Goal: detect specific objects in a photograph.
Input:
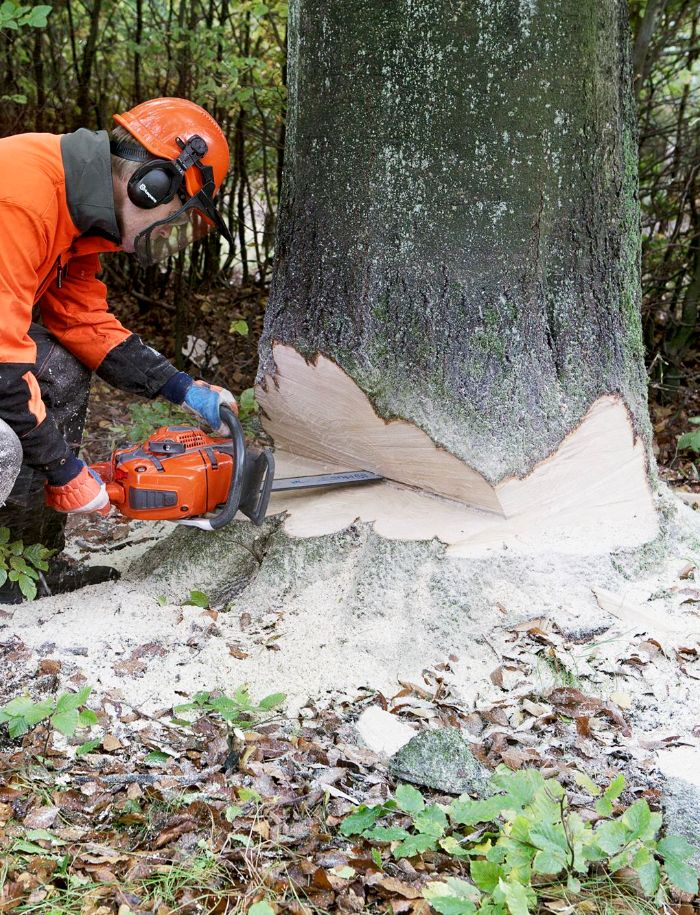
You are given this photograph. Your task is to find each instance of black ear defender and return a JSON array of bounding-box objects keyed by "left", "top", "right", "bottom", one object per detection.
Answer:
[{"left": 110, "top": 135, "right": 209, "bottom": 210}]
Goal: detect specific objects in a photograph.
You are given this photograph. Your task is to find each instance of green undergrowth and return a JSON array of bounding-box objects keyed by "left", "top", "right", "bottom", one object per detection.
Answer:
[
  {"left": 0, "top": 527, "right": 53, "bottom": 601},
  {"left": 339, "top": 769, "right": 698, "bottom": 914}
]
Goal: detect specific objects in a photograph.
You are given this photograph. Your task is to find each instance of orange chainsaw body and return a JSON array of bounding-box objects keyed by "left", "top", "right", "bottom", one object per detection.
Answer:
[{"left": 91, "top": 425, "right": 234, "bottom": 521}]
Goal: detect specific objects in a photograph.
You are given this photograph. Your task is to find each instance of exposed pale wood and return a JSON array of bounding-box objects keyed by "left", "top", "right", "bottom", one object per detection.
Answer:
[
  {"left": 257, "top": 344, "right": 656, "bottom": 553},
  {"left": 258, "top": 345, "right": 501, "bottom": 514}
]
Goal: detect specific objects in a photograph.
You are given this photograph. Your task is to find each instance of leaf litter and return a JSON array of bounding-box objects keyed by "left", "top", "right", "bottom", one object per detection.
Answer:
[{"left": 2, "top": 603, "right": 700, "bottom": 914}]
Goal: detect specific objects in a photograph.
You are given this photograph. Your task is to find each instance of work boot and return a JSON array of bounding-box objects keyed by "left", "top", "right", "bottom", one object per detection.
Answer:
[{"left": 0, "top": 558, "right": 119, "bottom": 604}]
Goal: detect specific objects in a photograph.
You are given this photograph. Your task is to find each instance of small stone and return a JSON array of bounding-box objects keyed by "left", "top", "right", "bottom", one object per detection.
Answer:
[
  {"left": 388, "top": 727, "right": 489, "bottom": 796},
  {"left": 356, "top": 707, "right": 416, "bottom": 756}
]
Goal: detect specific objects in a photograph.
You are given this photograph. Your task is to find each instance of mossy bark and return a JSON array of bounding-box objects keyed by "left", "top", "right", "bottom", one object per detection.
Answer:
[{"left": 259, "top": 0, "right": 651, "bottom": 481}]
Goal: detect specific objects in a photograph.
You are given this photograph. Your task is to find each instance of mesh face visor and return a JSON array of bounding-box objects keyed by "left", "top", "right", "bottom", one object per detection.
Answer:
[{"left": 133, "top": 187, "right": 233, "bottom": 267}]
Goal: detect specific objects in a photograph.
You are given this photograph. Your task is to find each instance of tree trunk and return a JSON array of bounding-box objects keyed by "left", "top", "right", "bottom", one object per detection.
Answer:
[{"left": 256, "top": 0, "right": 657, "bottom": 549}]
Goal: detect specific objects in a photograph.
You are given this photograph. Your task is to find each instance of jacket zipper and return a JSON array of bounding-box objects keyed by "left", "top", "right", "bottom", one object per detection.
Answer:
[{"left": 35, "top": 256, "right": 64, "bottom": 301}]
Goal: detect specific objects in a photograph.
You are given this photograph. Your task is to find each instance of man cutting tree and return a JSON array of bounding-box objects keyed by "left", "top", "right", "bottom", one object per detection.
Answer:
[{"left": 0, "top": 97, "right": 237, "bottom": 602}]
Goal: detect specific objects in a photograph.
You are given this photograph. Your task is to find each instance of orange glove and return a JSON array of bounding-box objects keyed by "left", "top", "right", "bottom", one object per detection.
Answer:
[{"left": 45, "top": 464, "right": 110, "bottom": 515}]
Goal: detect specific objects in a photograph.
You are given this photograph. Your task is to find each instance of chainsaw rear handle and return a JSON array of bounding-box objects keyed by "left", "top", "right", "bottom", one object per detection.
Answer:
[{"left": 180, "top": 403, "right": 246, "bottom": 531}]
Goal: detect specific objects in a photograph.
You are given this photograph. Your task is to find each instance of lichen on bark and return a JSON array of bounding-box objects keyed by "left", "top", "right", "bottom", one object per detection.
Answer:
[{"left": 260, "top": 0, "right": 652, "bottom": 482}]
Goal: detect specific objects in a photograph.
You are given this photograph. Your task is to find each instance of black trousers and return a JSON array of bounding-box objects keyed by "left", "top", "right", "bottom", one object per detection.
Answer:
[{"left": 0, "top": 324, "right": 91, "bottom": 552}]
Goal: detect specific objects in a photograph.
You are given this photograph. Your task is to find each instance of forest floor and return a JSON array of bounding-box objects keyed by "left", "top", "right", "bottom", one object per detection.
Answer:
[{"left": 1, "top": 293, "right": 700, "bottom": 913}]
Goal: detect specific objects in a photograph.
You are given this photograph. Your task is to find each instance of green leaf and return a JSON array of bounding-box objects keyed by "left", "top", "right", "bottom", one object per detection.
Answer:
[
  {"left": 678, "top": 429, "right": 700, "bottom": 453},
  {"left": 497, "top": 878, "right": 532, "bottom": 915},
  {"left": 663, "top": 855, "right": 699, "bottom": 895},
  {"left": 490, "top": 767, "right": 545, "bottom": 808},
  {"left": 230, "top": 319, "right": 249, "bottom": 336},
  {"left": 248, "top": 903, "right": 275, "bottom": 915},
  {"left": 529, "top": 820, "right": 569, "bottom": 854},
  {"left": 371, "top": 846, "right": 383, "bottom": 869},
  {"left": 8, "top": 717, "right": 29, "bottom": 738},
  {"left": 340, "top": 804, "right": 384, "bottom": 836},
  {"left": 593, "top": 819, "right": 628, "bottom": 855},
  {"left": 573, "top": 771, "right": 601, "bottom": 796},
  {"left": 633, "top": 846, "right": 661, "bottom": 897},
  {"left": 26, "top": 4, "right": 51, "bottom": 26},
  {"left": 2, "top": 696, "right": 35, "bottom": 717},
  {"left": 78, "top": 708, "right": 98, "bottom": 727},
  {"left": 425, "top": 897, "right": 477, "bottom": 915},
  {"left": 0, "top": 569, "right": 7, "bottom": 588},
  {"left": 12, "top": 839, "right": 50, "bottom": 855},
  {"left": 183, "top": 590, "right": 209, "bottom": 608},
  {"left": 238, "top": 388, "right": 258, "bottom": 418},
  {"left": 26, "top": 828, "right": 65, "bottom": 845},
  {"left": 224, "top": 805, "right": 242, "bottom": 822},
  {"left": 658, "top": 835, "right": 697, "bottom": 861},
  {"left": 620, "top": 799, "right": 651, "bottom": 841},
  {"left": 363, "top": 825, "right": 410, "bottom": 842},
  {"left": 413, "top": 804, "right": 448, "bottom": 837},
  {"left": 144, "top": 750, "right": 170, "bottom": 766},
  {"left": 393, "top": 833, "right": 438, "bottom": 858},
  {"left": 395, "top": 783, "right": 425, "bottom": 814},
  {"left": 17, "top": 573, "right": 36, "bottom": 601},
  {"left": 55, "top": 687, "right": 91, "bottom": 714},
  {"left": 601, "top": 773, "right": 625, "bottom": 802},
  {"left": 471, "top": 860, "right": 503, "bottom": 892},
  {"left": 450, "top": 794, "right": 507, "bottom": 826},
  {"left": 532, "top": 847, "right": 568, "bottom": 875},
  {"left": 23, "top": 699, "right": 54, "bottom": 725},
  {"left": 423, "top": 879, "right": 479, "bottom": 914},
  {"left": 76, "top": 739, "right": 101, "bottom": 756},
  {"left": 439, "top": 835, "right": 471, "bottom": 858},
  {"left": 258, "top": 692, "right": 286, "bottom": 710},
  {"left": 51, "top": 709, "right": 79, "bottom": 736}
]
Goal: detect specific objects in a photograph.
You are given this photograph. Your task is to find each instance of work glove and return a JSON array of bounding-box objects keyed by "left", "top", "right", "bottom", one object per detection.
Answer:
[
  {"left": 45, "top": 460, "right": 110, "bottom": 516},
  {"left": 182, "top": 380, "right": 238, "bottom": 435}
]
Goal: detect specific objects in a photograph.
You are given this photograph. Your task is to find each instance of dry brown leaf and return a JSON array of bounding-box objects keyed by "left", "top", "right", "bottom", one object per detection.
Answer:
[
  {"left": 101, "top": 735, "right": 123, "bottom": 752},
  {"left": 23, "top": 805, "right": 59, "bottom": 829},
  {"left": 37, "top": 659, "right": 61, "bottom": 675},
  {"left": 367, "top": 876, "right": 421, "bottom": 899}
]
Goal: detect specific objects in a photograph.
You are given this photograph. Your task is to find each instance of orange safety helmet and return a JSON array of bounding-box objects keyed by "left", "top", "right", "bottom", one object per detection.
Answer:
[
  {"left": 111, "top": 97, "right": 233, "bottom": 266},
  {"left": 113, "top": 97, "right": 230, "bottom": 199}
]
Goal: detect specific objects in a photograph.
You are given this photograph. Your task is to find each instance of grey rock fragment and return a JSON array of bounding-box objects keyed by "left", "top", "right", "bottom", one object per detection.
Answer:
[
  {"left": 388, "top": 727, "right": 489, "bottom": 796},
  {"left": 662, "top": 777, "right": 700, "bottom": 869}
]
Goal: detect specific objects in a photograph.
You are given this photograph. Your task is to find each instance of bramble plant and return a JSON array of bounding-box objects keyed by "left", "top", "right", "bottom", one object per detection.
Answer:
[
  {"left": 0, "top": 527, "right": 54, "bottom": 600},
  {"left": 0, "top": 686, "right": 97, "bottom": 742},
  {"left": 172, "top": 686, "right": 285, "bottom": 730},
  {"left": 109, "top": 400, "right": 190, "bottom": 443},
  {"left": 339, "top": 767, "right": 698, "bottom": 913}
]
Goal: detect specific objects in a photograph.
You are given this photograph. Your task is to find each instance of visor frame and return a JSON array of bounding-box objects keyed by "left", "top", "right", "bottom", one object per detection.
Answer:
[{"left": 133, "top": 185, "right": 233, "bottom": 267}]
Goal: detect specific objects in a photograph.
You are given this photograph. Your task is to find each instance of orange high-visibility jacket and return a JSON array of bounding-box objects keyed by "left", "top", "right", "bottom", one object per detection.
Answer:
[{"left": 0, "top": 129, "right": 178, "bottom": 475}]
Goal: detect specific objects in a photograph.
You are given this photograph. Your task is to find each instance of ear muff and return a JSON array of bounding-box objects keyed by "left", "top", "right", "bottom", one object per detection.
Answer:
[
  {"left": 111, "top": 135, "right": 211, "bottom": 211},
  {"left": 127, "top": 160, "right": 183, "bottom": 210}
]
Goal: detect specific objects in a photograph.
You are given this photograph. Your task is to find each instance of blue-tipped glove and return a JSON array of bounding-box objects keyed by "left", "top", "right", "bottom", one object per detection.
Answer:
[{"left": 183, "top": 380, "right": 238, "bottom": 435}]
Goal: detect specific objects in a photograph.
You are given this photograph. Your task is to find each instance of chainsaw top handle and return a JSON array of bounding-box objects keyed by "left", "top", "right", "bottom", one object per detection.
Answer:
[{"left": 180, "top": 403, "right": 246, "bottom": 532}]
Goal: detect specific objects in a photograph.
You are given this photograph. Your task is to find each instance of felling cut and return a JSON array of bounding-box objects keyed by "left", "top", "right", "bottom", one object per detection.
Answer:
[{"left": 256, "top": 345, "right": 657, "bottom": 556}]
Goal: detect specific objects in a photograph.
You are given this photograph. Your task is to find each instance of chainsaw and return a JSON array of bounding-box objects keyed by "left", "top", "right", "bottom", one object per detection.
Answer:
[{"left": 90, "top": 405, "right": 382, "bottom": 531}]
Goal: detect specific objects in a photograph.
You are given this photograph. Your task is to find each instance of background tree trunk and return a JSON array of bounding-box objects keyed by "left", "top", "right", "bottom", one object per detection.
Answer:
[{"left": 258, "top": 0, "right": 653, "bottom": 498}]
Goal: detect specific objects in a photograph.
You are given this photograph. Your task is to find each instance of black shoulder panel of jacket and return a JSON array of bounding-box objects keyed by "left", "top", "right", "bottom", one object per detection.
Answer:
[
  {"left": 0, "top": 362, "right": 72, "bottom": 471},
  {"left": 96, "top": 333, "right": 179, "bottom": 398},
  {"left": 60, "top": 129, "right": 121, "bottom": 242}
]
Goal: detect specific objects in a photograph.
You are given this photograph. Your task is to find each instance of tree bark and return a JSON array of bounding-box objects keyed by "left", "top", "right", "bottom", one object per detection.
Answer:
[{"left": 258, "top": 0, "right": 652, "bottom": 503}]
